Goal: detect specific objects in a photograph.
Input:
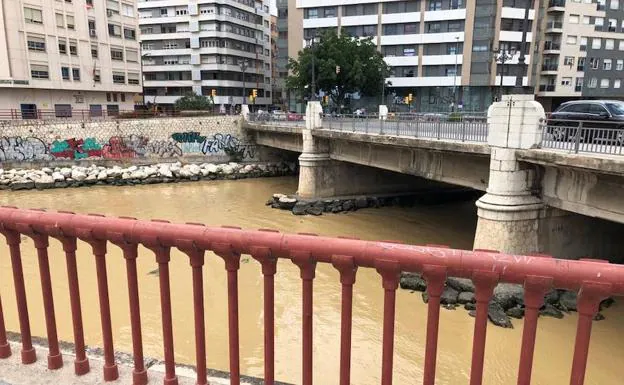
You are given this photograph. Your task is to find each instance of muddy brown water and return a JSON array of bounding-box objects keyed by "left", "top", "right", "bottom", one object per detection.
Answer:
[{"left": 0, "top": 177, "right": 621, "bottom": 384}]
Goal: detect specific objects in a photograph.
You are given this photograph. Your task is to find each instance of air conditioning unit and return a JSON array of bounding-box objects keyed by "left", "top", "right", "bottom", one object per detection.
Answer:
[{"left": 89, "top": 29, "right": 97, "bottom": 37}]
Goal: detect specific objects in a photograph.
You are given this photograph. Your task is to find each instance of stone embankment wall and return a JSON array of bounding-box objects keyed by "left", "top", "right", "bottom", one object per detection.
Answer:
[{"left": 0, "top": 116, "right": 279, "bottom": 168}]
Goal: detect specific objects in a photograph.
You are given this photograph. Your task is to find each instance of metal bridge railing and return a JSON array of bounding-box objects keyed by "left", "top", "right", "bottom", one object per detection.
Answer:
[
  {"left": 247, "top": 112, "right": 306, "bottom": 128},
  {"left": 540, "top": 118, "right": 624, "bottom": 155},
  {"left": 322, "top": 113, "right": 488, "bottom": 142},
  {"left": 0, "top": 207, "right": 622, "bottom": 385}
]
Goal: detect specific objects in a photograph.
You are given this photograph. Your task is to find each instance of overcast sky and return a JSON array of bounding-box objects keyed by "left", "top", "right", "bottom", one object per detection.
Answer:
[{"left": 270, "top": 0, "right": 277, "bottom": 16}]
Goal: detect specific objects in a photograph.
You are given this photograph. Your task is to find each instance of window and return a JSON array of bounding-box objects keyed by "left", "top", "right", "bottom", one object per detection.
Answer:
[
  {"left": 569, "top": 14, "right": 579, "bottom": 23},
  {"left": 564, "top": 56, "right": 574, "bottom": 66},
  {"left": 24, "top": 7, "right": 43, "bottom": 24},
  {"left": 608, "top": 19, "right": 617, "bottom": 31},
  {"left": 59, "top": 39, "right": 67, "bottom": 54},
  {"left": 175, "top": 8, "right": 188, "bottom": 16},
  {"left": 595, "top": 17, "right": 604, "bottom": 28},
  {"left": 567, "top": 35, "right": 577, "bottom": 44},
  {"left": 577, "top": 57, "right": 585, "bottom": 71},
  {"left": 561, "top": 77, "right": 572, "bottom": 86},
  {"left": 616, "top": 80, "right": 622, "bottom": 88},
  {"left": 604, "top": 59, "right": 612, "bottom": 70},
  {"left": 600, "top": 79, "right": 610, "bottom": 88},
  {"left": 122, "top": 3, "right": 134, "bottom": 17},
  {"left": 590, "top": 57, "right": 599, "bottom": 69},
  {"left": 54, "top": 104, "right": 72, "bottom": 118},
  {"left": 94, "top": 69, "right": 101, "bottom": 82},
  {"left": 580, "top": 36, "right": 588, "bottom": 50},
  {"left": 61, "top": 67, "right": 70, "bottom": 80},
  {"left": 427, "top": 23, "right": 441, "bottom": 33},
  {"left": 66, "top": 15, "right": 75, "bottom": 29},
  {"left": 160, "top": 8, "right": 168, "bottom": 16},
  {"left": 429, "top": 1, "right": 442, "bottom": 11},
  {"left": 72, "top": 68, "right": 80, "bottom": 81},
  {"left": 128, "top": 73, "right": 140, "bottom": 85},
  {"left": 606, "top": 39, "right": 615, "bottom": 50},
  {"left": 120, "top": 94, "right": 126, "bottom": 102},
  {"left": 113, "top": 72, "right": 125, "bottom": 84},
  {"left": 592, "top": 38, "right": 601, "bottom": 49},
  {"left": 123, "top": 27, "right": 136, "bottom": 40},
  {"left": 324, "top": 7, "right": 337, "bottom": 17},
  {"left": 125, "top": 49, "right": 138, "bottom": 62},
  {"left": 31, "top": 64, "right": 49, "bottom": 79},
  {"left": 69, "top": 40, "right": 78, "bottom": 55},
  {"left": 583, "top": 16, "right": 590, "bottom": 24},
  {"left": 620, "top": 40, "right": 624, "bottom": 50},
  {"left": 56, "top": 13, "right": 64, "bottom": 28},
  {"left": 618, "top": 59, "right": 623, "bottom": 70},
  {"left": 27, "top": 36, "right": 46, "bottom": 52},
  {"left": 588, "top": 77, "right": 597, "bottom": 88},
  {"left": 575, "top": 77, "right": 583, "bottom": 91},
  {"left": 107, "top": 105, "right": 120, "bottom": 116},
  {"left": 111, "top": 48, "right": 123, "bottom": 60},
  {"left": 612, "top": 0, "right": 620, "bottom": 8},
  {"left": 108, "top": 24, "right": 122, "bottom": 37},
  {"left": 91, "top": 44, "right": 98, "bottom": 58},
  {"left": 305, "top": 8, "right": 318, "bottom": 18}
]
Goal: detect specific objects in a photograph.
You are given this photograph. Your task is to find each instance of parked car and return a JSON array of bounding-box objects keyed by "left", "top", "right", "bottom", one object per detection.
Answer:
[
  {"left": 287, "top": 112, "right": 304, "bottom": 121},
  {"left": 272, "top": 110, "right": 287, "bottom": 121},
  {"left": 547, "top": 100, "right": 624, "bottom": 143}
]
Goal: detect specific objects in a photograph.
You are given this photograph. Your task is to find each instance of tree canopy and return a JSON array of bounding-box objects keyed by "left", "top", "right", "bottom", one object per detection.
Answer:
[
  {"left": 174, "top": 92, "right": 213, "bottom": 110},
  {"left": 286, "top": 30, "right": 391, "bottom": 108}
]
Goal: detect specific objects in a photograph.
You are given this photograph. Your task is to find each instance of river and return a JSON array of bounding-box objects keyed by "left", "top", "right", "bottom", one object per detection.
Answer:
[{"left": 0, "top": 177, "right": 621, "bottom": 384}]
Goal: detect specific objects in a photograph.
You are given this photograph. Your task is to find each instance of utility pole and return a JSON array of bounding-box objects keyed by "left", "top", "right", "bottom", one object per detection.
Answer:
[
  {"left": 306, "top": 35, "right": 319, "bottom": 101},
  {"left": 453, "top": 36, "right": 459, "bottom": 111},
  {"left": 516, "top": 0, "right": 531, "bottom": 89}
]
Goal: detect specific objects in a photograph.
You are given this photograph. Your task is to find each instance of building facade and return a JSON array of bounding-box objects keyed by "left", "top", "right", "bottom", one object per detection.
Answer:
[
  {"left": 138, "top": 0, "right": 273, "bottom": 109},
  {"left": 535, "top": 0, "right": 624, "bottom": 110},
  {"left": 289, "top": 0, "right": 539, "bottom": 112},
  {"left": 0, "top": 0, "right": 142, "bottom": 117}
]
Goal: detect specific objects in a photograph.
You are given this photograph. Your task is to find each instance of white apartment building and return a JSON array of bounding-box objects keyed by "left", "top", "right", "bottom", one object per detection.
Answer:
[
  {"left": 0, "top": 0, "right": 142, "bottom": 117},
  {"left": 138, "top": 0, "right": 273, "bottom": 108},
  {"left": 290, "top": 0, "right": 539, "bottom": 112}
]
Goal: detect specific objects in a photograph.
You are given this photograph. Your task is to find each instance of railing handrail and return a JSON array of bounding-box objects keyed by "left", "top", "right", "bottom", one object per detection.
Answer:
[{"left": 0, "top": 206, "right": 620, "bottom": 385}]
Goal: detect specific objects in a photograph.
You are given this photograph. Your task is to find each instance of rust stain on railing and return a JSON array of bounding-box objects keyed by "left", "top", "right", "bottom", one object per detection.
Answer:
[{"left": 0, "top": 207, "right": 622, "bottom": 385}]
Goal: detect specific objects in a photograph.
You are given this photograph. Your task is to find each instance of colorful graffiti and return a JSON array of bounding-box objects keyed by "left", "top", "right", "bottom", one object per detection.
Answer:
[
  {"left": 0, "top": 131, "right": 252, "bottom": 163},
  {"left": 0, "top": 137, "right": 50, "bottom": 161},
  {"left": 171, "top": 132, "right": 256, "bottom": 160},
  {"left": 50, "top": 138, "right": 102, "bottom": 159}
]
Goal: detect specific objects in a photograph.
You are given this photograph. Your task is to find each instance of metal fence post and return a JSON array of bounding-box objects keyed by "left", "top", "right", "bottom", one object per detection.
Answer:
[
  {"left": 436, "top": 120, "right": 441, "bottom": 140},
  {"left": 461, "top": 120, "right": 466, "bottom": 142},
  {"left": 396, "top": 120, "right": 400, "bottom": 136},
  {"left": 365, "top": 116, "right": 369, "bottom": 134},
  {"left": 380, "top": 118, "right": 385, "bottom": 135},
  {"left": 574, "top": 122, "right": 583, "bottom": 154}
]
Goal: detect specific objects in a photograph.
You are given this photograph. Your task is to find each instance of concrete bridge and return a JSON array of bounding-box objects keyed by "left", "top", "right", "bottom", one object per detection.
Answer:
[{"left": 243, "top": 95, "right": 624, "bottom": 262}]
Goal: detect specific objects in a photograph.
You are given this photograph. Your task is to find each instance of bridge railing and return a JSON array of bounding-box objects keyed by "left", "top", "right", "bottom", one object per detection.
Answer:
[
  {"left": 540, "top": 118, "right": 624, "bottom": 155},
  {"left": 322, "top": 113, "right": 488, "bottom": 142},
  {"left": 0, "top": 207, "right": 622, "bottom": 385},
  {"left": 247, "top": 112, "right": 306, "bottom": 128}
]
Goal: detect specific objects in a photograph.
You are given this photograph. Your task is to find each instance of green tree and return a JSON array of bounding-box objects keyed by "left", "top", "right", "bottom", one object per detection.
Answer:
[
  {"left": 174, "top": 92, "right": 213, "bottom": 110},
  {"left": 286, "top": 30, "right": 391, "bottom": 109}
]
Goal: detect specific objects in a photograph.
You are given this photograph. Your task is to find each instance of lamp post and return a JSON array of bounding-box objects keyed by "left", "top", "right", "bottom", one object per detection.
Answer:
[
  {"left": 494, "top": 47, "right": 516, "bottom": 102},
  {"left": 382, "top": 80, "right": 392, "bottom": 106},
  {"left": 305, "top": 35, "right": 320, "bottom": 101},
  {"left": 239, "top": 60, "right": 248, "bottom": 106},
  {"left": 516, "top": 1, "right": 531, "bottom": 88},
  {"left": 140, "top": 48, "right": 150, "bottom": 107},
  {"left": 452, "top": 36, "right": 459, "bottom": 111}
]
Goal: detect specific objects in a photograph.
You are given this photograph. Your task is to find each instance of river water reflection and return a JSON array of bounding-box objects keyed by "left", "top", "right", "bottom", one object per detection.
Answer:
[{"left": 0, "top": 176, "right": 621, "bottom": 384}]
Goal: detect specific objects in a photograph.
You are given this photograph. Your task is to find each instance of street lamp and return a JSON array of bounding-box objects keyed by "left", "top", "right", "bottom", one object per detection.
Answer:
[
  {"left": 452, "top": 36, "right": 460, "bottom": 111},
  {"left": 382, "top": 80, "right": 392, "bottom": 106},
  {"left": 305, "top": 35, "right": 320, "bottom": 101},
  {"left": 239, "top": 60, "right": 249, "bottom": 106},
  {"left": 494, "top": 47, "right": 516, "bottom": 102},
  {"left": 516, "top": 1, "right": 532, "bottom": 88}
]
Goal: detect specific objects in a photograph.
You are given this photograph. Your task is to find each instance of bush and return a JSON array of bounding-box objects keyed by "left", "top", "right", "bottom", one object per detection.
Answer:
[
  {"left": 174, "top": 92, "right": 213, "bottom": 111},
  {"left": 448, "top": 112, "right": 462, "bottom": 122}
]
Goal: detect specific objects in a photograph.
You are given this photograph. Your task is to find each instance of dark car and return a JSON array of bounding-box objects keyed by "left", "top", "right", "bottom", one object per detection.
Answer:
[{"left": 547, "top": 100, "right": 624, "bottom": 144}]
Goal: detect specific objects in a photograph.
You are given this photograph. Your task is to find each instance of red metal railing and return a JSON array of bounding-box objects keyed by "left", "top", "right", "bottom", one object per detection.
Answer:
[{"left": 0, "top": 206, "right": 622, "bottom": 385}]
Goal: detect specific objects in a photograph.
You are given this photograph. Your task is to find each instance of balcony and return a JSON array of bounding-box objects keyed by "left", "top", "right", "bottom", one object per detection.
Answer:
[
  {"left": 543, "top": 41, "right": 560, "bottom": 52},
  {"left": 539, "top": 84, "right": 555, "bottom": 92},
  {"left": 547, "top": 0, "right": 566, "bottom": 11},
  {"left": 545, "top": 21, "right": 563, "bottom": 33},
  {"left": 542, "top": 64, "right": 559, "bottom": 72}
]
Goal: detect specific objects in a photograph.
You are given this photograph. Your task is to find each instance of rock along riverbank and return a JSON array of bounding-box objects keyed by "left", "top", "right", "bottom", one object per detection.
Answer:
[
  {"left": 400, "top": 272, "right": 615, "bottom": 328},
  {"left": 0, "top": 161, "right": 297, "bottom": 191}
]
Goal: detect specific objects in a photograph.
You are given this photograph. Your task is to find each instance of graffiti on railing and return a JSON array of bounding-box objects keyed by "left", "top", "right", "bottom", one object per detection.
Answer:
[
  {"left": 0, "top": 136, "right": 50, "bottom": 161},
  {"left": 0, "top": 132, "right": 254, "bottom": 162},
  {"left": 172, "top": 132, "right": 256, "bottom": 159}
]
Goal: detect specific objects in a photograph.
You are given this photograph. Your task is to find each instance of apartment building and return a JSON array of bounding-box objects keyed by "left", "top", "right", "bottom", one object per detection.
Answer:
[
  {"left": 0, "top": 0, "right": 142, "bottom": 117},
  {"left": 535, "top": 0, "right": 624, "bottom": 110},
  {"left": 138, "top": 0, "right": 273, "bottom": 109},
  {"left": 290, "top": 0, "right": 538, "bottom": 112}
]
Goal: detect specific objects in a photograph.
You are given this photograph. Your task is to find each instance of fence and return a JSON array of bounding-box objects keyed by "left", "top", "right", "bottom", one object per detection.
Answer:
[
  {"left": 246, "top": 112, "right": 306, "bottom": 128},
  {"left": 0, "top": 207, "right": 622, "bottom": 385},
  {"left": 0, "top": 109, "right": 220, "bottom": 122},
  {"left": 322, "top": 113, "right": 488, "bottom": 142},
  {"left": 540, "top": 119, "right": 624, "bottom": 155}
]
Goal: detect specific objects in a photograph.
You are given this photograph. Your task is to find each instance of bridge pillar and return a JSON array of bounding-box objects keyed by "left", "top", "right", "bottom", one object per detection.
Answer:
[
  {"left": 474, "top": 95, "right": 546, "bottom": 254},
  {"left": 298, "top": 101, "right": 331, "bottom": 198}
]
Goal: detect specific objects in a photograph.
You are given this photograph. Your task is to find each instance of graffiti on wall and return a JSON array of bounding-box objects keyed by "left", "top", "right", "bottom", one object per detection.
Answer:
[
  {"left": 50, "top": 138, "right": 103, "bottom": 159},
  {"left": 0, "top": 137, "right": 50, "bottom": 161},
  {"left": 171, "top": 132, "right": 256, "bottom": 160}
]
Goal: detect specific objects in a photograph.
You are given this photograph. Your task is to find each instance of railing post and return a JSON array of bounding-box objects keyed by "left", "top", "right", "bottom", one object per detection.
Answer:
[
  {"left": 250, "top": 245, "right": 278, "bottom": 385},
  {"left": 292, "top": 251, "right": 316, "bottom": 385},
  {"left": 574, "top": 121, "right": 583, "bottom": 153},
  {"left": 375, "top": 259, "right": 401, "bottom": 385},
  {"left": 422, "top": 265, "right": 447, "bottom": 385},
  {"left": 569, "top": 281, "right": 611, "bottom": 385},
  {"left": 332, "top": 255, "right": 358, "bottom": 385},
  {"left": 2, "top": 230, "right": 36, "bottom": 364},
  {"left": 436, "top": 119, "right": 441, "bottom": 140},
  {"left": 461, "top": 119, "right": 466, "bottom": 142},
  {"left": 380, "top": 118, "right": 385, "bottom": 135},
  {"left": 469, "top": 271, "right": 499, "bottom": 385},
  {"left": 0, "top": 292, "right": 10, "bottom": 359}
]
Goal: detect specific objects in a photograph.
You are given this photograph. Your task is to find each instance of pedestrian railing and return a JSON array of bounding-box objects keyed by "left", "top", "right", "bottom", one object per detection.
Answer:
[
  {"left": 540, "top": 118, "right": 624, "bottom": 155},
  {"left": 0, "top": 207, "right": 622, "bottom": 385},
  {"left": 322, "top": 113, "right": 488, "bottom": 142},
  {"left": 247, "top": 112, "right": 306, "bottom": 128},
  {"left": 0, "top": 109, "right": 220, "bottom": 122}
]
